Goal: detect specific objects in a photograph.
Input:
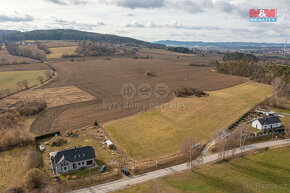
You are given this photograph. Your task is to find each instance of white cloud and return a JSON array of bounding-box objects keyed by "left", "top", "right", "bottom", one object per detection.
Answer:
[
  {"left": 103, "top": 0, "right": 165, "bottom": 9},
  {"left": 0, "top": 13, "right": 34, "bottom": 22},
  {"left": 0, "top": 0, "right": 288, "bottom": 42}
]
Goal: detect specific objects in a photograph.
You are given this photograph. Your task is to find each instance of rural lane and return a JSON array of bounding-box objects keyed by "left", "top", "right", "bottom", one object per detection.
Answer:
[{"left": 71, "top": 139, "right": 290, "bottom": 193}]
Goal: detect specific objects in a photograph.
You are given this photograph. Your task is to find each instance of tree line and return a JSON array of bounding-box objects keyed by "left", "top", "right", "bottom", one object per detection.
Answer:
[
  {"left": 216, "top": 60, "right": 290, "bottom": 84},
  {"left": 64, "top": 40, "right": 137, "bottom": 57},
  {"left": 5, "top": 43, "right": 46, "bottom": 61},
  {"left": 223, "top": 52, "right": 259, "bottom": 63},
  {"left": 0, "top": 29, "right": 165, "bottom": 49},
  {"left": 35, "top": 41, "right": 51, "bottom": 54}
]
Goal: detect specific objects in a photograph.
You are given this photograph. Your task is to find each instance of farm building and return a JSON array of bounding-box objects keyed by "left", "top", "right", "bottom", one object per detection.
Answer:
[
  {"left": 50, "top": 146, "right": 97, "bottom": 175},
  {"left": 252, "top": 116, "right": 282, "bottom": 130}
]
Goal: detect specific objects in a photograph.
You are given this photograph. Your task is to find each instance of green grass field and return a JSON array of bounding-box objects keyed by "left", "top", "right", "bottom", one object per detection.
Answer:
[
  {"left": 116, "top": 147, "right": 290, "bottom": 193},
  {"left": 0, "top": 70, "right": 46, "bottom": 91},
  {"left": 105, "top": 82, "right": 273, "bottom": 160}
]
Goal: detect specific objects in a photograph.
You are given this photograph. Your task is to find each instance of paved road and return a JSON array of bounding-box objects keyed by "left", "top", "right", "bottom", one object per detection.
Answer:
[{"left": 72, "top": 139, "right": 290, "bottom": 193}]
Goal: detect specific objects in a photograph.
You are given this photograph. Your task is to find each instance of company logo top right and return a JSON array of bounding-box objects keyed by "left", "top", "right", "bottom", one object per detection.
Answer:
[{"left": 249, "top": 9, "right": 277, "bottom": 22}]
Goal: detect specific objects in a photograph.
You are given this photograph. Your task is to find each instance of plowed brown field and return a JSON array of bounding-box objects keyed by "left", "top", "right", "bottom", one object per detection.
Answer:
[{"left": 30, "top": 50, "right": 247, "bottom": 134}]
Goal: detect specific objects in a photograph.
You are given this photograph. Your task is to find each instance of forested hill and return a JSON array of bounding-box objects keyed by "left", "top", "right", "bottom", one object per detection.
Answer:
[{"left": 0, "top": 29, "right": 165, "bottom": 49}]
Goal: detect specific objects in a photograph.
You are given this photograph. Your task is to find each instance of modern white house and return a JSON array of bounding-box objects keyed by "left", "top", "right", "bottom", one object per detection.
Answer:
[
  {"left": 252, "top": 116, "right": 282, "bottom": 130},
  {"left": 50, "top": 146, "right": 97, "bottom": 175}
]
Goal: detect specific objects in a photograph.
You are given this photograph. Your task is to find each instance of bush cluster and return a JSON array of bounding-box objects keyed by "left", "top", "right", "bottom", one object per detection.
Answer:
[{"left": 15, "top": 100, "right": 47, "bottom": 116}]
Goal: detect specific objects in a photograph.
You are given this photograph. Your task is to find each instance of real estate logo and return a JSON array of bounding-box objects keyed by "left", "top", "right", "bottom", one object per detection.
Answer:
[{"left": 249, "top": 9, "right": 277, "bottom": 22}]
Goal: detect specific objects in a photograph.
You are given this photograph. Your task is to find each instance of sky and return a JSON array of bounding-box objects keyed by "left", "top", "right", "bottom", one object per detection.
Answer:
[{"left": 0, "top": 0, "right": 289, "bottom": 43}]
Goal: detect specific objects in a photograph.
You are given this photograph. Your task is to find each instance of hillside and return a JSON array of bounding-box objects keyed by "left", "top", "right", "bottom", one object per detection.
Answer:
[
  {"left": 0, "top": 29, "right": 165, "bottom": 49},
  {"left": 155, "top": 40, "right": 288, "bottom": 50}
]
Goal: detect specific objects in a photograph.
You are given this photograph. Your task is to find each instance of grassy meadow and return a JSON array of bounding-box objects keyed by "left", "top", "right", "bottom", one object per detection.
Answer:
[
  {"left": 116, "top": 147, "right": 290, "bottom": 193},
  {"left": 0, "top": 70, "right": 46, "bottom": 91},
  {"left": 47, "top": 46, "right": 77, "bottom": 59},
  {"left": 105, "top": 82, "right": 273, "bottom": 160}
]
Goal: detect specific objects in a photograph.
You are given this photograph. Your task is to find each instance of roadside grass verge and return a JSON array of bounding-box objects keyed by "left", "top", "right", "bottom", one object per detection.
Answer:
[
  {"left": 115, "top": 147, "right": 290, "bottom": 193},
  {"left": 105, "top": 82, "right": 273, "bottom": 161}
]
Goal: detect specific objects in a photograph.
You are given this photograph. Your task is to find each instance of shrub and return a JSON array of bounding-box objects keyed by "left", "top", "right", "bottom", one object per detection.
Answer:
[
  {"left": 0, "top": 131, "right": 32, "bottom": 151},
  {"left": 50, "top": 137, "right": 67, "bottom": 147},
  {"left": 94, "top": 120, "right": 99, "bottom": 127},
  {"left": 23, "top": 168, "right": 44, "bottom": 189},
  {"left": 15, "top": 100, "right": 47, "bottom": 116},
  {"left": 4, "top": 186, "right": 24, "bottom": 193},
  {"left": 174, "top": 88, "right": 209, "bottom": 97},
  {"left": 0, "top": 111, "right": 21, "bottom": 129}
]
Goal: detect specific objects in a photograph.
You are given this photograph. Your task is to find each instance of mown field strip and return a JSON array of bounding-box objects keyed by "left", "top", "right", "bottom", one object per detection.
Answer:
[{"left": 105, "top": 81, "right": 273, "bottom": 160}]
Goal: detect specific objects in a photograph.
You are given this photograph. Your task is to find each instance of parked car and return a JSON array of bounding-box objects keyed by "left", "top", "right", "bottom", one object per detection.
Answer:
[
  {"left": 99, "top": 165, "right": 106, "bottom": 173},
  {"left": 121, "top": 167, "right": 129, "bottom": 176}
]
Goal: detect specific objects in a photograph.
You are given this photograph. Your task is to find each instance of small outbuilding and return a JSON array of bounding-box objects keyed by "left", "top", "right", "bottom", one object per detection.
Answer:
[
  {"left": 105, "top": 140, "right": 114, "bottom": 149},
  {"left": 252, "top": 116, "right": 282, "bottom": 130}
]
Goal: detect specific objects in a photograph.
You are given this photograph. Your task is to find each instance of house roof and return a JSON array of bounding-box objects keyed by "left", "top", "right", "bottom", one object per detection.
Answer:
[
  {"left": 257, "top": 116, "right": 281, "bottom": 125},
  {"left": 54, "top": 146, "right": 95, "bottom": 165}
]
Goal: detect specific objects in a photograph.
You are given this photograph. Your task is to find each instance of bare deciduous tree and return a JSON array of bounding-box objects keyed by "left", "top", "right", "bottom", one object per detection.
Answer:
[
  {"left": 284, "top": 117, "right": 290, "bottom": 138},
  {"left": 16, "top": 81, "right": 24, "bottom": 90},
  {"left": 4, "top": 88, "right": 11, "bottom": 96},
  {"left": 22, "top": 80, "right": 28, "bottom": 89},
  {"left": 180, "top": 136, "right": 200, "bottom": 169},
  {"left": 215, "top": 130, "right": 249, "bottom": 159},
  {"left": 45, "top": 70, "right": 53, "bottom": 79},
  {"left": 37, "top": 75, "right": 44, "bottom": 84},
  {"left": 272, "top": 77, "right": 286, "bottom": 107},
  {"left": 0, "top": 89, "right": 4, "bottom": 98},
  {"left": 23, "top": 168, "right": 44, "bottom": 189}
]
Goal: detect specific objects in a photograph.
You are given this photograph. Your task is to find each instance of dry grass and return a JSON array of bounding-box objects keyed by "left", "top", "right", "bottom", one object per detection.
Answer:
[
  {"left": 0, "top": 146, "right": 35, "bottom": 192},
  {"left": 41, "top": 40, "right": 78, "bottom": 48},
  {"left": 47, "top": 46, "right": 77, "bottom": 59},
  {"left": 0, "top": 86, "right": 95, "bottom": 109},
  {"left": 0, "top": 70, "right": 46, "bottom": 91},
  {"left": 105, "top": 82, "right": 273, "bottom": 160}
]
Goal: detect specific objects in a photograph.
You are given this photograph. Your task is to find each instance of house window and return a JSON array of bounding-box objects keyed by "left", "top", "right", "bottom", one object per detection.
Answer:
[
  {"left": 64, "top": 167, "right": 66, "bottom": 170},
  {"left": 82, "top": 162, "right": 84, "bottom": 165},
  {"left": 78, "top": 162, "right": 81, "bottom": 166},
  {"left": 87, "top": 160, "right": 93, "bottom": 165}
]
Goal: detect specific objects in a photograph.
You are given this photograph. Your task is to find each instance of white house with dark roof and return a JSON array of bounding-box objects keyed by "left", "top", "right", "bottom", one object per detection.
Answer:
[
  {"left": 50, "top": 146, "right": 97, "bottom": 174},
  {"left": 252, "top": 116, "right": 282, "bottom": 130}
]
